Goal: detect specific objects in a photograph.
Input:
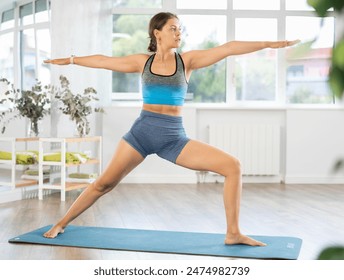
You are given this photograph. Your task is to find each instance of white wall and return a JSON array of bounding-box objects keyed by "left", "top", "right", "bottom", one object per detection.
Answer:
[
  {"left": 286, "top": 108, "right": 344, "bottom": 183},
  {"left": 50, "top": 0, "right": 112, "bottom": 137}
]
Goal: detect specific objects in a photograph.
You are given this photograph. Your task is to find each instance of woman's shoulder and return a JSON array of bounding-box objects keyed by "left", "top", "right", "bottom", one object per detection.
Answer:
[
  {"left": 127, "top": 53, "right": 153, "bottom": 72},
  {"left": 179, "top": 51, "right": 195, "bottom": 67},
  {"left": 129, "top": 53, "right": 150, "bottom": 59},
  {"left": 131, "top": 53, "right": 153, "bottom": 64}
]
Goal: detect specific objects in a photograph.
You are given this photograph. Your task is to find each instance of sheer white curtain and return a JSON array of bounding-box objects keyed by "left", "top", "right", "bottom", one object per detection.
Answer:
[{"left": 50, "top": 0, "right": 112, "bottom": 137}]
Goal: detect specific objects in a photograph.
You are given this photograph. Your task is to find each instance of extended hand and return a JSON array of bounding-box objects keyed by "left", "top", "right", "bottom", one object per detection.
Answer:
[
  {"left": 44, "top": 58, "right": 70, "bottom": 65},
  {"left": 269, "top": 39, "right": 300, "bottom": 49}
]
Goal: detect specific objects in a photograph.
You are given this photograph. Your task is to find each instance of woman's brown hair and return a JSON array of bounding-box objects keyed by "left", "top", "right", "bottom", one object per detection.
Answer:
[{"left": 148, "top": 12, "right": 179, "bottom": 52}]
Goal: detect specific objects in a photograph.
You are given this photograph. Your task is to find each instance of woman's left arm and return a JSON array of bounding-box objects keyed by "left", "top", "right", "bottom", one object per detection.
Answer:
[{"left": 182, "top": 40, "right": 300, "bottom": 71}]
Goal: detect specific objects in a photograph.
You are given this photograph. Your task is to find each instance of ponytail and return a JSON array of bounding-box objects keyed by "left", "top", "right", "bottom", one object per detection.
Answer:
[{"left": 148, "top": 38, "right": 157, "bottom": 52}]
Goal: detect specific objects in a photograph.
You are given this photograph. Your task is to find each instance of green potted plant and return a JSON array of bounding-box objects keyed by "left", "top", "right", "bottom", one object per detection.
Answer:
[
  {"left": 0, "top": 78, "right": 51, "bottom": 136},
  {"left": 53, "top": 75, "right": 104, "bottom": 137}
]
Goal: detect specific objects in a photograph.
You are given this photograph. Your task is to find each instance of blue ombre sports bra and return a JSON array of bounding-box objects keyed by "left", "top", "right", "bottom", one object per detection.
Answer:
[{"left": 142, "top": 53, "right": 188, "bottom": 106}]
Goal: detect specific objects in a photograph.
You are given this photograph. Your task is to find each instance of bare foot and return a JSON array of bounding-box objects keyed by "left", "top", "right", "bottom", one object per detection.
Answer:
[
  {"left": 43, "top": 224, "right": 65, "bottom": 238},
  {"left": 225, "top": 233, "right": 266, "bottom": 246}
]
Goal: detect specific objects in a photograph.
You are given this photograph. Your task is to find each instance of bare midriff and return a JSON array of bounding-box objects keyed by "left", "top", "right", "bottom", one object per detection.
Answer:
[{"left": 142, "top": 104, "right": 182, "bottom": 116}]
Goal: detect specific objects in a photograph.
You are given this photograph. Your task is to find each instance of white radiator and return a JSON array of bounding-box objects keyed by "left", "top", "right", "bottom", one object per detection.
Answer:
[{"left": 208, "top": 124, "right": 280, "bottom": 176}]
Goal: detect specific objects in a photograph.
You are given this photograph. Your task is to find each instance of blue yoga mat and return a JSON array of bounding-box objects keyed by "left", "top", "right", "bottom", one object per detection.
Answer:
[{"left": 9, "top": 225, "right": 302, "bottom": 259}]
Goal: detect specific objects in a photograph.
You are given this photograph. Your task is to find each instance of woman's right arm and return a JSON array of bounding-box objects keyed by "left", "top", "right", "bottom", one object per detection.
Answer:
[{"left": 44, "top": 54, "right": 149, "bottom": 73}]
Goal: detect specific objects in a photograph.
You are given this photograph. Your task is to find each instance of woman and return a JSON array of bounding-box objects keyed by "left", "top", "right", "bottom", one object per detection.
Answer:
[{"left": 43, "top": 12, "right": 298, "bottom": 246}]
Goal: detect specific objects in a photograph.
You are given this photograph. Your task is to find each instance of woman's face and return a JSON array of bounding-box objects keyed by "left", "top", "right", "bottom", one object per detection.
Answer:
[{"left": 155, "top": 18, "right": 183, "bottom": 49}]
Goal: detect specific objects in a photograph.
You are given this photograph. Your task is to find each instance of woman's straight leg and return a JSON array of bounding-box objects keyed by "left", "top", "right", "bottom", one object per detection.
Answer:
[{"left": 43, "top": 139, "right": 145, "bottom": 238}]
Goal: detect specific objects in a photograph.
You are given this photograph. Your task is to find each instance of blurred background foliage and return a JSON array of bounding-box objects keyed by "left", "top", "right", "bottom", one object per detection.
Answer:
[{"left": 308, "top": 0, "right": 344, "bottom": 260}]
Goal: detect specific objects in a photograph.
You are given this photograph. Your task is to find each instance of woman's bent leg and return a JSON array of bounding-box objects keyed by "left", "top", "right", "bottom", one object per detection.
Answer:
[
  {"left": 176, "top": 140, "right": 266, "bottom": 246},
  {"left": 43, "top": 139, "right": 144, "bottom": 238}
]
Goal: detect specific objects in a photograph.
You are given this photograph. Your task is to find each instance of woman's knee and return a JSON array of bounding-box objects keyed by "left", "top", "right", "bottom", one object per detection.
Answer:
[
  {"left": 93, "top": 178, "right": 118, "bottom": 194},
  {"left": 223, "top": 156, "right": 242, "bottom": 177}
]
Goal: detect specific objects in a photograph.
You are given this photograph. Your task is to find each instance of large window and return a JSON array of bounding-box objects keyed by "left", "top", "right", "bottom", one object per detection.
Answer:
[
  {"left": 286, "top": 17, "right": 334, "bottom": 104},
  {"left": 0, "top": 8, "right": 14, "bottom": 30},
  {"left": 179, "top": 15, "right": 226, "bottom": 102},
  {"left": 235, "top": 18, "right": 277, "bottom": 101},
  {"left": 233, "top": 0, "right": 279, "bottom": 10},
  {"left": 0, "top": 1, "right": 337, "bottom": 106},
  {"left": 113, "top": 0, "right": 162, "bottom": 9},
  {"left": 0, "top": 32, "right": 14, "bottom": 82},
  {"left": 0, "top": 0, "right": 51, "bottom": 90},
  {"left": 177, "top": 0, "right": 227, "bottom": 10},
  {"left": 112, "top": 0, "right": 336, "bottom": 105},
  {"left": 112, "top": 14, "right": 151, "bottom": 96},
  {"left": 0, "top": 8, "right": 14, "bottom": 81}
]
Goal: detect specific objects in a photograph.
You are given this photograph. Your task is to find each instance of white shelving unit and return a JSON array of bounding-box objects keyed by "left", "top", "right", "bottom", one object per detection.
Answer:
[
  {"left": 0, "top": 137, "right": 40, "bottom": 189},
  {"left": 38, "top": 136, "right": 102, "bottom": 201}
]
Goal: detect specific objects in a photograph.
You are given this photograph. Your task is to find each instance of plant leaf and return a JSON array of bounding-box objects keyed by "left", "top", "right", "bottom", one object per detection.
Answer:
[
  {"left": 318, "top": 246, "right": 344, "bottom": 260},
  {"left": 333, "top": 39, "right": 344, "bottom": 70},
  {"left": 329, "top": 65, "right": 344, "bottom": 99},
  {"left": 307, "top": 0, "right": 333, "bottom": 17}
]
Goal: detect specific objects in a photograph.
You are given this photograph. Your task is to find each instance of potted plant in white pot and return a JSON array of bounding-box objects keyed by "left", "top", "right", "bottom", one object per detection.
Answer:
[
  {"left": 0, "top": 78, "right": 51, "bottom": 136},
  {"left": 53, "top": 75, "right": 104, "bottom": 137}
]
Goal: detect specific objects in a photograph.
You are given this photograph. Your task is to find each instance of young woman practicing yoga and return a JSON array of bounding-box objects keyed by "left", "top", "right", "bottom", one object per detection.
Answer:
[{"left": 43, "top": 12, "right": 298, "bottom": 245}]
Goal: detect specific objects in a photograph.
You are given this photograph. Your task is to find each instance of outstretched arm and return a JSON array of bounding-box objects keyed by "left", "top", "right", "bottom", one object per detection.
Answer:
[
  {"left": 44, "top": 54, "right": 149, "bottom": 73},
  {"left": 182, "top": 40, "right": 300, "bottom": 72}
]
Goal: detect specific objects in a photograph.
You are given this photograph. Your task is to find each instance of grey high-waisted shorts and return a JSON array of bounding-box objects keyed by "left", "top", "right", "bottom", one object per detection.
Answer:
[{"left": 123, "top": 110, "right": 190, "bottom": 163}]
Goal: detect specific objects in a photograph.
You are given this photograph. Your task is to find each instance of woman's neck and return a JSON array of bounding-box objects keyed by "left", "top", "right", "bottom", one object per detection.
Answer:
[{"left": 155, "top": 48, "right": 175, "bottom": 61}]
